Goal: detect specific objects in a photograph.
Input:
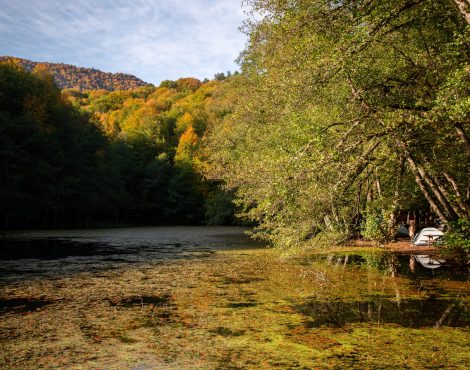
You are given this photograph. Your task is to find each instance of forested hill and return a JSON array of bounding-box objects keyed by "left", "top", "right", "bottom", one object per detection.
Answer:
[
  {"left": 0, "top": 60, "right": 237, "bottom": 229},
  {"left": 0, "top": 56, "right": 150, "bottom": 91}
]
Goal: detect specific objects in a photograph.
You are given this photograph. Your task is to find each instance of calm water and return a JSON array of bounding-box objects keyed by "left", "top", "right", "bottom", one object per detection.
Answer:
[
  {"left": 0, "top": 227, "right": 469, "bottom": 368},
  {"left": 299, "top": 252, "right": 469, "bottom": 328},
  {"left": 0, "top": 226, "right": 261, "bottom": 282}
]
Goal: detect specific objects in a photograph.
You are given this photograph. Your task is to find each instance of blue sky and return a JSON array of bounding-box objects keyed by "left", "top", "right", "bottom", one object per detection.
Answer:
[{"left": 0, "top": 0, "right": 249, "bottom": 84}]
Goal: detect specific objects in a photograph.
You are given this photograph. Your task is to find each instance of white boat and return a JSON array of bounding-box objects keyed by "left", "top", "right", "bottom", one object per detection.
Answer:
[
  {"left": 412, "top": 227, "right": 444, "bottom": 246},
  {"left": 414, "top": 254, "right": 445, "bottom": 269}
]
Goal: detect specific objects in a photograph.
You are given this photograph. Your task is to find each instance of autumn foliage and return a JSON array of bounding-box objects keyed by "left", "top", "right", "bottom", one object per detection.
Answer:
[{"left": 0, "top": 60, "right": 236, "bottom": 228}]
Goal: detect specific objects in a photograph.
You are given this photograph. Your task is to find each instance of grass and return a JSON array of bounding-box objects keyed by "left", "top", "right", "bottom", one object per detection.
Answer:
[{"left": 0, "top": 247, "right": 469, "bottom": 369}]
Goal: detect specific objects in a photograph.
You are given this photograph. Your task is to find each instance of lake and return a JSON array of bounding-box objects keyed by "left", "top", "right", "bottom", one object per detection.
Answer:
[{"left": 0, "top": 226, "right": 469, "bottom": 368}]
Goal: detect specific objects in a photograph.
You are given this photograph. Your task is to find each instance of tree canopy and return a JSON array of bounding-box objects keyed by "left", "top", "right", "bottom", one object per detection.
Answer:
[
  {"left": 205, "top": 0, "right": 470, "bottom": 247},
  {"left": 2, "top": 1, "right": 469, "bottom": 248},
  {"left": 0, "top": 62, "right": 235, "bottom": 228},
  {"left": 0, "top": 56, "right": 150, "bottom": 91}
]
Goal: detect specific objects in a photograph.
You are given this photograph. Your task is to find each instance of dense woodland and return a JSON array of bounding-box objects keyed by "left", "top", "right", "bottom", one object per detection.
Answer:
[
  {"left": 0, "top": 57, "right": 149, "bottom": 91},
  {"left": 205, "top": 0, "right": 470, "bottom": 253},
  {"left": 1, "top": 0, "right": 469, "bottom": 255},
  {"left": 0, "top": 63, "right": 234, "bottom": 228}
]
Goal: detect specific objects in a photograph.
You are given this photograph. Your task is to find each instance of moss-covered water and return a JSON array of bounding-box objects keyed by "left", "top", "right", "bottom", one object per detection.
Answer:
[{"left": 0, "top": 227, "right": 469, "bottom": 368}]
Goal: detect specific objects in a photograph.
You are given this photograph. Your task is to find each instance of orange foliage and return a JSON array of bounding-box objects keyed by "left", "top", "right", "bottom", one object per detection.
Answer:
[{"left": 176, "top": 77, "right": 202, "bottom": 91}]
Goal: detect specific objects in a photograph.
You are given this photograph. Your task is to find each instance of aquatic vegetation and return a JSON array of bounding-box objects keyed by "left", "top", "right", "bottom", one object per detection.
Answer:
[{"left": 0, "top": 228, "right": 468, "bottom": 368}]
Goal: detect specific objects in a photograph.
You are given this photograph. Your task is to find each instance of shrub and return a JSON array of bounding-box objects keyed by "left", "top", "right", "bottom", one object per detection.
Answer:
[{"left": 440, "top": 218, "right": 470, "bottom": 261}]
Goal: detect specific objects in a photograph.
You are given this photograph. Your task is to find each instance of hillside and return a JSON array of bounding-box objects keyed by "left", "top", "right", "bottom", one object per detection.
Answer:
[{"left": 0, "top": 56, "right": 151, "bottom": 91}]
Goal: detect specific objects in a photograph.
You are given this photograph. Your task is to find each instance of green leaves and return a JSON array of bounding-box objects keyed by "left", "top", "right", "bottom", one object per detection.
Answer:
[{"left": 206, "top": 0, "right": 470, "bottom": 247}]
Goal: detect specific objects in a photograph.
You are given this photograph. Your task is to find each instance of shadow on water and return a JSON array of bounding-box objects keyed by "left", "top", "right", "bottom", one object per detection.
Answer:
[
  {"left": 0, "top": 227, "right": 263, "bottom": 282},
  {"left": 0, "top": 297, "right": 54, "bottom": 314},
  {"left": 0, "top": 238, "right": 105, "bottom": 260}
]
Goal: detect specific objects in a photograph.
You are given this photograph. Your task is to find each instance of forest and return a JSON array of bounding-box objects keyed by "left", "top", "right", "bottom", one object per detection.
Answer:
[
  {"left": 0, "top": 57, "right": 150, "bottom": 91},
  {"left": 0, "top": 62, "right": 235, "bottom": 228},
  {"left": 204, "top": 0, "right": 470, "bottom": 254},
  {"left": 1, "top": 2, "right": 470, "bottom": 369},
  {"left": 1, "top": 0, "right": 469, "bottom": 256}
]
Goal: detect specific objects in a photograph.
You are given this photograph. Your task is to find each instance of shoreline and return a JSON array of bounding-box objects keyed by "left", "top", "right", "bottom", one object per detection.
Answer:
[{"left": 351, "top": 238, "right": 438, "bottom": 255}]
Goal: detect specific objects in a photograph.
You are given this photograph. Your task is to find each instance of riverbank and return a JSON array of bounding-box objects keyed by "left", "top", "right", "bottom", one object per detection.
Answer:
[{"left": 350, "top": 238, "right": 439, "bottom": 254}]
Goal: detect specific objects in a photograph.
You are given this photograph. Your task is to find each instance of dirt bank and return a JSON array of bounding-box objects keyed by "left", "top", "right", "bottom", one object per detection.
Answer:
[{"left": 351, "top": 238, "right": 438, "bottom": 254}]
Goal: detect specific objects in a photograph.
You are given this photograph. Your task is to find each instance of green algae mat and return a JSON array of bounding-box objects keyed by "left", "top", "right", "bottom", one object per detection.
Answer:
[{"left": 0, "top": 227, "right": 469, "bottom": 369}]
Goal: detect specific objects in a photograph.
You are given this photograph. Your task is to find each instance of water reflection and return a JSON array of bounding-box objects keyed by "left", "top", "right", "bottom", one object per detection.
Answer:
[
  {"left": 315, "top": 252, "right": 467, "bottom": 280},
  {"left": 300, "top": 251, "right": 469, "bottom": 329},
  {"left": 413, "top": 255, "right": 445, "bottom": 269},
  {"left": 297, "top": 296, "right": 467, "bottom": 328},
  {"left": 0, "top": 228, "right": 468, "bottom": 368}
]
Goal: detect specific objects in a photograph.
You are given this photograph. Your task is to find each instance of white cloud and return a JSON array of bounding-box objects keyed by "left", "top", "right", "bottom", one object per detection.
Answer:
[{"left": 0, "top": 0, "right": 249, "bottom": 84}]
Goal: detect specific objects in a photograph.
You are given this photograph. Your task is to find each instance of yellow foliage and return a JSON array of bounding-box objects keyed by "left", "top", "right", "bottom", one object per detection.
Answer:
[
  {"left": 147, "top": 87, "right": 177, "bottom": 111},
  {"left": 175, "top": 124, "right": 199, "bottom": 166},
  {"left": 176, "top": 112, "right": 195, "bottom": 136},
  {"left": 99, "top": 111, "right": 120, "bottom": 137},
  {"left": 88, "top": 89, "right": 109, "bottom": 100},
  {"left": 176, "top": 77, "right": 202, "bottom": 91},
  {"left": 123, "top": 97, "right": 144, "bottom": 108}
]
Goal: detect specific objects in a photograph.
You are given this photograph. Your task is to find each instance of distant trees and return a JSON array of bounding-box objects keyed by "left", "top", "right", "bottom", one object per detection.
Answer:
[
  {"left": 214, "top": 71, "right": 239, "bottom": 81},
  {"left": 214, "top": 73, "right": 226, "bottom": 81},
  {"left": 206, "top": 0, "right": 470, "bottom": 246},
  {"left": 159, "top": 80, "right": 178, "bottom": 89},
  {"left": 0, "top": 57, "right": 150, "bottom": 91},
  {"left": 176, "top": 78, "right": 202, "bottom": 91},
  {"left": 175, "top": 124, "right": 199, "bottom": 165}
]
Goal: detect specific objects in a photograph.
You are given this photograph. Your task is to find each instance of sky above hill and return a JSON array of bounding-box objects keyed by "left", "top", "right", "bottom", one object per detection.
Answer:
[{"left": 0, "top": 0, "right": 248, "bottom": 84}]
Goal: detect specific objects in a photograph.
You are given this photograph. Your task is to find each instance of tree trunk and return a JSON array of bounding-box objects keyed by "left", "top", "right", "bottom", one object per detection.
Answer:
[
  {"left": 388, "top": 157, "right": 405, "bottom": 238},
  {"left": 395, "top": 139, "right": 456, "bottom": 221},
  {"left": 435, "top": 304, "right": 457, "bottom": 328},
  {"left": 454, "top": 123, "right": 470, "bottom": 158},
  {"left": 405, "top": 154, "right": 450, "bottom": 224},
  {"left": 331, "top": 202, "right": 341, "bottom": 226},
  {"left": 408, "top": 153, "right": 459, "bottom": 220},
  {"left": 443, "top": 171, "right": 470, "bottom": 216},
  {"left": 375, "top": 178, "right": 382, "bottom": 197},
  {"left": 418, "top": 169, "right": 457, "bottom": 219},
  {"left": 453, "top": 0, "right": 470, "bottom": 25},
  {"left": 337, "top": 139, "right": 380, "bottom": 193},
  {"left": 430, "top": 172, "right": 466, "bottom": 218}
]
